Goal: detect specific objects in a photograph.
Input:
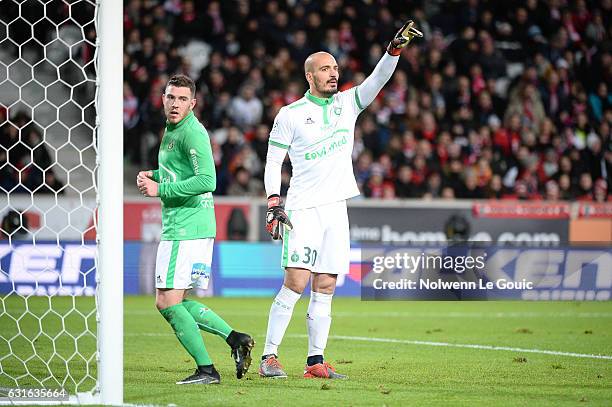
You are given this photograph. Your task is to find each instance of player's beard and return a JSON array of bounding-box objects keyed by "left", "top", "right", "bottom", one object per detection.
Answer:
[
  {"left": 314, "top": 77, "right": 338, "bottom": 98},
  {"left": 165, "top": 106, "right": 189, "bottom": 123}
]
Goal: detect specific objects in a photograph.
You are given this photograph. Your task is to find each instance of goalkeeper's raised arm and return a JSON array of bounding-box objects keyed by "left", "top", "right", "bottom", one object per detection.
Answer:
[{"left": 355, "top": 20, "right": 423, "bottom": 110}]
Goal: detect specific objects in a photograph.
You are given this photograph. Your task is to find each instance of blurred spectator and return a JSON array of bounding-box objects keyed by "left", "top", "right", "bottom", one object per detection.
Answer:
[
  {"left": 594, "top": 178, "right": 609, "bottom": 202},
  {"left": 124, "top": 82, "right": 141, "bottom": 163},
  {"left": 395, "top": 165, "right": 418, "bottom": 198},
  {"left": 0, "top": 113, "right": 63, "bottom": 195},
  {"left": 505, "top": 84, "right": 546, "bottom": 132},
  {"left": 441, "top": 187, "right": 455, "bottom": 199},
  {"left": 460, "top": 171, "right": 485, "bottom": 199},
  {"left": 229, "top": 85, "right": 263, "bottom": 131},
  {"left": 589, "top": 82, "right": 611, "bottom": 123},
  {"left": 423, "top": 172, "right": 443, "bottom": 199},
  {"left": 576, "top": 172, "right": 594, "bottom": 201},
  {"left": 363, "top": 166, "right": 385, "bottom": 198},
  {"left": 558, "top": 174, "right": 573, "bottom": 200},
  {"left": 485, "top": 174, "right": 504, "bottom": 199},
  {"left": 544, "top": 180, "right": 561, "bottom": 201},
  {"left": 226, "top": 167, "right": 264, "bottom": 197}
]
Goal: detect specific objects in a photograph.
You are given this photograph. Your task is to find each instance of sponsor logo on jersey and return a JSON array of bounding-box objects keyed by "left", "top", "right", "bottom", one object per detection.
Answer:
[
  {"left": 305, "top": 117, "right": 314, "bottom": 124},
  {"left": 190, "top": 148, "right": 199, "bottom": 175},
  {"left": 156, "top": 275, "right": 163, "bottom": 284},
  {"left": 200, "top": 192, "right": 215, "bottom": 208},
  {"left": 304, "top": 135, "right": 348, "bottom": 161}
]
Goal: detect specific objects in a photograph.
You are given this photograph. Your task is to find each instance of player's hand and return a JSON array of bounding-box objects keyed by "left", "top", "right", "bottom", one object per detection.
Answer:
[
  {"left": 387, "top": 20, "right": 423, "bottom": 56},
  {"left": 137, "top": 170, "right": 153, "bottom": 180},
  {"left": 265, "top": 195, "right": 293, "bottom": 240},
  {"left": 137, "top": 174, "right": 159, "bottom": 197}
]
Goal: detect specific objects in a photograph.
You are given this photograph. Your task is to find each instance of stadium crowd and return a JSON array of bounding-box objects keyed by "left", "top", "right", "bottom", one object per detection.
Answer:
[
  {"left": 1, "top": 0, "right": 95, "bottom": 196},
  {"left": 0, "top": 112, "right": 66, "bottom": 195},
  {"left": 120, "top": 0, "right": 611, "bottom": 201}
]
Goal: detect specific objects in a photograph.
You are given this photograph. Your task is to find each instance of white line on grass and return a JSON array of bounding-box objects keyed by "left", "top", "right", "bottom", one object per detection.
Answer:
[
  {"left": 123, "top": 310, "right": 612, "bottom": 318},
  {"left": 302, "top": 334, "right": 612, "bottom": 361},
  {"left": 125, "top": 333, "right": 612, "bottom": 361}
]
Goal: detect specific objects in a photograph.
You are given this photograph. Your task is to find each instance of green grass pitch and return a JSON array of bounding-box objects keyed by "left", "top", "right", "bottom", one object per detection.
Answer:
[{"left": 1, "top": 296, "right": 611, "bottom": 406}]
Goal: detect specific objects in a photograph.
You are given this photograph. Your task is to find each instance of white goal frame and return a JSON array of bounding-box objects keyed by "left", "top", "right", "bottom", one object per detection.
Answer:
[
  {"left": 0, "top": 0, "right": 123, "bottom": 404},
  {"left": 97, "top": 0, "right": 123, "bottom": 405}
]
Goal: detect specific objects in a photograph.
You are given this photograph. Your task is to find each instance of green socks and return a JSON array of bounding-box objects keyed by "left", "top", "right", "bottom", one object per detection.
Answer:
[
  {"left": 159, "top": 300, "right": 234, "bottom": 368},
  {"left": 159, "top": 303, "right": 212, "bottom": 366},
  {"left": 182, "top": 299, "right": 233, "bottom": 339}
]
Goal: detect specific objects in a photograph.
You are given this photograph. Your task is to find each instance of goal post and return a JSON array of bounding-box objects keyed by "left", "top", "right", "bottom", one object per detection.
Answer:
[
  {"left": 0, "top": 0, "right": 123, "bottom": 404},
  {"left": 97, "top": 0, "right": 123, "bottom": 405}
]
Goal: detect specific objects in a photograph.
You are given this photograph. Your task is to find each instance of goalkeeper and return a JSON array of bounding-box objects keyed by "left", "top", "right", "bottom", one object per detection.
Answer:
[
  {"left": 260, "top": 21, "right": 423, "bottom": 379},
  {"left": 137, "top": 74, "right": 254, "bottom": 385}
]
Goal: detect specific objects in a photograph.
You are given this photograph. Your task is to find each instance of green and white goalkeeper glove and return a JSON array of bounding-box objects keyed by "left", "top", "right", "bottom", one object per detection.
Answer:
[{"left": 387, "top": 20, "right": 424, "bottom": 56}]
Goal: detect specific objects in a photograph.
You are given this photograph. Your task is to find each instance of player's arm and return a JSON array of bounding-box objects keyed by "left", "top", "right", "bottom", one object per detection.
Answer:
[
  {"left": 158, "top": 128, "right": 216, "bottom": 198},
  {"left": 264, "top": 107, "right": 293, "bottom": 240},
  {"left": 354, "top": 20, "right": 423, "bottom": 110}
]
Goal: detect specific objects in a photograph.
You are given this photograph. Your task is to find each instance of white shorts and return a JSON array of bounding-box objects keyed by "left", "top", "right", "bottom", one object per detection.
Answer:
[
  {"left": 281, "top": 200, "right": 349, "bottom": 274},
  {"left": 155, "top": 238, "right": 214, "bottom": 290}
]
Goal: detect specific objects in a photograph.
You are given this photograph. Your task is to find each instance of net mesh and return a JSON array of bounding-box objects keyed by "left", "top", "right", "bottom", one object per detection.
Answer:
[{"left": 0, "top": 0, "right": 98, "bottom": 394}]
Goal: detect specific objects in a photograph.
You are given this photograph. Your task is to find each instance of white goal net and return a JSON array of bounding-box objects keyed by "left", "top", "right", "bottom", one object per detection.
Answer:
[{"left": 0, "top": 0, "right": 121, "bottom": 404}]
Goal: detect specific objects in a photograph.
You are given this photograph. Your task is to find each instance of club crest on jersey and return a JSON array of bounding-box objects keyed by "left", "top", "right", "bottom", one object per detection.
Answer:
[
  {"left": 333, "top": 106, "right": 342, "bottom": 115},
  {"left": 305, "top": 117, "right": 314, "bottom": 124},
  {"left": 291, "top": 251, "right": 300, "bottom": 262},
  {"left": 167, "top": 140, "right": 175, "bottom": 150}
]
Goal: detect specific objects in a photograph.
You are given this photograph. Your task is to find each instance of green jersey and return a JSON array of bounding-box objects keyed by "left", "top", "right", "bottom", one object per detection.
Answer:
[{"left": 152, "top": 111, "right": 216, "bottom": 240}]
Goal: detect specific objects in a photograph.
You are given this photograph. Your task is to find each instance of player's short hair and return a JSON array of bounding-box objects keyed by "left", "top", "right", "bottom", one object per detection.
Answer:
[{"left": 166, "top": 74, "right": 196, "bottom": 98}]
